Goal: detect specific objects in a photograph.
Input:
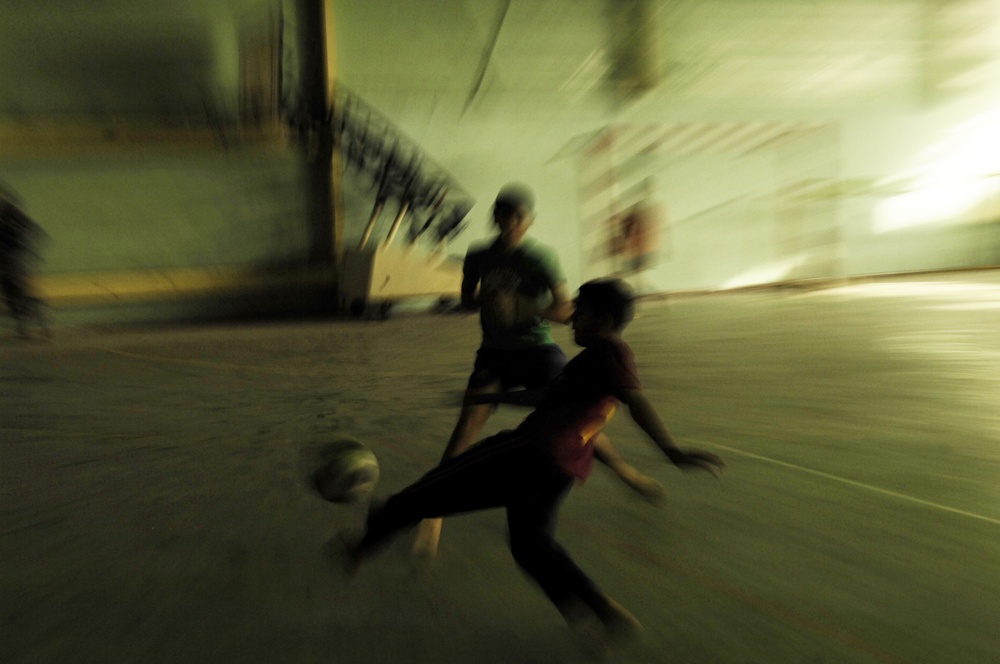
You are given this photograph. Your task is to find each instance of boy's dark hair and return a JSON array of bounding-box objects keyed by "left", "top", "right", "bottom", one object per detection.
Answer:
[
  {"left": 493, "top": 182, "right": 534, "bottom": 223},
  {"left": 577, "top": 278, "right": 635, "bottom": 330}
]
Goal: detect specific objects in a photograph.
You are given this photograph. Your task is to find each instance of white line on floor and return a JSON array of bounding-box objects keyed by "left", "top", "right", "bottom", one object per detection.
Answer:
[{"left": 693, "top": 438, "right": 1000, "bottom": 527}]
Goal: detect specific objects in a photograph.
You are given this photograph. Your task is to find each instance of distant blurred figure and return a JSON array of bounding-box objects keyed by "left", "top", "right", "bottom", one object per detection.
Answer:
[
  {"left": 613, "top": 181, "right": 662, "bottom": 295},
  {"left": 0, "top": 185, "right": 49, "bottom": 339}
]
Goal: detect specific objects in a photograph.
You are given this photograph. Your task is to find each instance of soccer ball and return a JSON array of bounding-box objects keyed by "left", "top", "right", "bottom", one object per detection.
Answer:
[{"left": 311, "top": 438, "right": 380, "bottom": 503}]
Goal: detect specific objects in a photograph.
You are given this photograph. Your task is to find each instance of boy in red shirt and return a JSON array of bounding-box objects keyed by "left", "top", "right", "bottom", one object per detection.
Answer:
[{"left": 340, "top": 278, "right": 723, "bottom": 646}]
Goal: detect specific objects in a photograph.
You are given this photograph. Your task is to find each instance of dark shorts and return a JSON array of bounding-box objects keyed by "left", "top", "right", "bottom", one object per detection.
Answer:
[{"left": 468, "top": 344, "right": 568, "bottom": 391}]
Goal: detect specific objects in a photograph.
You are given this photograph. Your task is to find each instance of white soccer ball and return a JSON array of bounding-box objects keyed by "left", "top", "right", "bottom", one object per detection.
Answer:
[{"left": 312, "top": 439, "right": 380, "bottom": 503}]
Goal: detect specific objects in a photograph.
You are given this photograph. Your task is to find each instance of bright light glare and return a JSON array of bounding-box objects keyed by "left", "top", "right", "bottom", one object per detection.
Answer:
[
  {"left": 932, "top": 302, "right": 1000, "bottom": 311},
  {"left": 721, "top": 256, "right": 804, "bottom": 289},
  {"left": 873, "top": 179, "right": 994, "bottom": 233},
  {"left": 814, "top": 281, "right": 1000, "bottom": 299},
  {"left": 873, "top": 108, "right": 1000, "bottom": 233}
]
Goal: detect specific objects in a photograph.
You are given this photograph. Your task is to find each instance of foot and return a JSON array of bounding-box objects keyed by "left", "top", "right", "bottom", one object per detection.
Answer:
[
  {"left": 566, "top": 595, "right": 642, "bottom": 659},
  {"left": 568, "top": 616, "right": 611, "bottom": 661},
  {"left": 602, "top": 596, "right": 643, "bottom": 642},
  {"left": 411, "top": 518, "right": 442, "bottom": 558},
  {"left": 325, "top": 530, "right": 364, "bottom": 578}
]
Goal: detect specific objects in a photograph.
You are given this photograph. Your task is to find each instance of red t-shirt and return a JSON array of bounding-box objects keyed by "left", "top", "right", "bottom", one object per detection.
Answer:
[{"left": 517, "top": 336, "right": 641, "bottom": 480}]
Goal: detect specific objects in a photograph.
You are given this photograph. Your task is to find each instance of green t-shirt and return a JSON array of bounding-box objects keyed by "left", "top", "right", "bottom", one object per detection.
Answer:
[{"left": 463, "top": 237, "right": 565, "bottom": 349}]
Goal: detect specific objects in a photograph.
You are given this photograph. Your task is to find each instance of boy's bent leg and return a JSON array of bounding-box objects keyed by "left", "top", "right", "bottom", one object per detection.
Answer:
[
  {"left": 505, "top": 463, "right": 616, "bottom": 624},
  {"left": 505, "top": 472, "right": 641, "bottom": 657}
]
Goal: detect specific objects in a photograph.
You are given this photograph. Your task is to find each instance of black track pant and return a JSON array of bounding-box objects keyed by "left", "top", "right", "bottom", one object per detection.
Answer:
[{"left": 358, "top": 430, "right": 612, "bottom": 620}]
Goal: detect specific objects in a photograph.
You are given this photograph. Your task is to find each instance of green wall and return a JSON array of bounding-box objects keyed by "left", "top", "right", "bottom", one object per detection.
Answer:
[{"left": 4, "top": 151, "right": 308, "bottom": 275}]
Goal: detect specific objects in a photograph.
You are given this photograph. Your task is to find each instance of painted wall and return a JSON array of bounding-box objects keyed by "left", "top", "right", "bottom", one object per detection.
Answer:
[
  {"left": 835, "top": 94, "right": 1000, "bottom": 276},
  {"left": 581, "top": 90, "right": 1000, "bottom": 295},
  {"left": 0, "top": 1, "right": 345, "bottom": 328},
  {"left": 575, "top": 130, "right": 838, "bottom": 293},
  {"left": 0, "top": 148, "right": 344, "bottom": 327},
  {"left": 6, "top": 0, "right": 1000, "bottom": 330},
  {"left": 4, "top": 152, "right": 307, "bottom": 275}
]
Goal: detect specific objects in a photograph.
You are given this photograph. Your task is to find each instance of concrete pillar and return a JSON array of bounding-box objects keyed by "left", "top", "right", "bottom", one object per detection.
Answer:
[{"left": 296, "top": 0, "right": 341, "bottom": 265}]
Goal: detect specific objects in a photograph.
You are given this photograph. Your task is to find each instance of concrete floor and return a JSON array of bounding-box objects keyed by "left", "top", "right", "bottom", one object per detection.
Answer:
[{"left": 2, "top": 272, "right": 999, "bottom": 664}]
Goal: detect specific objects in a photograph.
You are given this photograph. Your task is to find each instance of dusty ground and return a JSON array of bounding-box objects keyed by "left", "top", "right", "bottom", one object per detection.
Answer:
[{"left": 2, "top": 274, "right": 999, "bottom": 663}]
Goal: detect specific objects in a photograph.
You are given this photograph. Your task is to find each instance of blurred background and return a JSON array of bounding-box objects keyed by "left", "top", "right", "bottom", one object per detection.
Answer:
[
  {"left": 2, "top": 0, "right": 1000, "bottom": 320},
  {"left": 4, "top": 4, "right": 1000, "bottom": 662}
]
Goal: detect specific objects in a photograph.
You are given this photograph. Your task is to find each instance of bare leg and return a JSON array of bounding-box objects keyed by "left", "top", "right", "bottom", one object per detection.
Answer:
[
  {"left": 440, "top": 387, "right": 499, "bottom": 461},
  {"left": 412, "top": 382, "right": 500, "bottom": 556}
]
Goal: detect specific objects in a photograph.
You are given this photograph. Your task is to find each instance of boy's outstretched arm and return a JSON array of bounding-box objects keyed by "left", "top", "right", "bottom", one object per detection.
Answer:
[
  {"left": 619, "top": 388, "right": 724, "bottom": 476},
  {"left": 592, "top": 433, "right": 665, "bottom": 504}
]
